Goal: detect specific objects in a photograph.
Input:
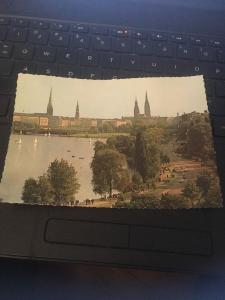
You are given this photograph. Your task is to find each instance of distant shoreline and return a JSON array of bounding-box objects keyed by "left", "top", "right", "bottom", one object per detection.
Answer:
[{"left": 11, "top": 132, "right": 129, "bottom": 139}]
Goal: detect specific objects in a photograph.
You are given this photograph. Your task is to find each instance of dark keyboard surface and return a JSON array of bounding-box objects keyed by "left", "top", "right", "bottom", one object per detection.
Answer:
[{"left": 0, "top": 15, "right": 224, "bottom": 144}]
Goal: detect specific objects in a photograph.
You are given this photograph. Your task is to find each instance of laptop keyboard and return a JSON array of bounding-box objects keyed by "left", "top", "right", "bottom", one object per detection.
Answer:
[{"left": 0, "top": 15, "right": 225, "bottom": 137}]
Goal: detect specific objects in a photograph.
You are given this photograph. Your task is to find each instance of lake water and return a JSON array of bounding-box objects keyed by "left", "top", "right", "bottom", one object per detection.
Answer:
[{"left": 0, "top": 134, "right": 103, "bottom": 203}]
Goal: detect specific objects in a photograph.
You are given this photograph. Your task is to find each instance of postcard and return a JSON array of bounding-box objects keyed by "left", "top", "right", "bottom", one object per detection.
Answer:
[{"left": 0, "top": 74, "right": 223, "bottom": 209}]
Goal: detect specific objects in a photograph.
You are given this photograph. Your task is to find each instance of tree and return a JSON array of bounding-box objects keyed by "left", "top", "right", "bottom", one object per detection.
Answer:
[
  {"left": 38, "top": 175, "right": 53, "bottom": 204},
  {"left": 132, "top": 171, "right": 143, "bottom": 191},
  {"left": 22, "top": 178, "right": 40, "bottom": 204},
  {"left": 160, "top": 152, "right": 170, "bottom": 164},
  {"left": 182, "top": 180, "right": 201, "bottom": 207},
  {"left": 135, "top": 131, "right": 160, "bottom": 183},
  {"left": 91, "top": 148, "right": 129, "bottom": 197},
  {"left": 176, "top": 112, "right": 214, "bottom": 162},
  {"left": 196, "top": 171, "right": 212, "bottom": 197},
  {"left": 160, "top": 193, "right": 189, "bottom": 209},
  {"left": 129, "top": 194, "right": 161, "bottom": 209},
  {"left": 107, "top": 135, "right": 135, "bottom": 168},
  {"left": 47, "top": 159, "right": 80, "bottom": 205}
]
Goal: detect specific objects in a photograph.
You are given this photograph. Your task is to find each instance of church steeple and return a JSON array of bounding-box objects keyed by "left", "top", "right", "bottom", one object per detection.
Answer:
[
  {"left": 75, "top": 101, "right": 79, "bottom": 119},
  {"left": 47, "top": 88, "right": 53, "bottom": 116},
  {"left": 134, "top": 98, "right": 140, "bottom": 117},
  {"left": 144, "top": 91, "right": 151, "bottom": 118}
]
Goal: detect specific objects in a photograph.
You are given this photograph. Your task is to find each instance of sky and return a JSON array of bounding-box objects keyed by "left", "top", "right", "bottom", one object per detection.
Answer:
[{"left": 15, "top": 74, "right": 208, "bottom": 119}]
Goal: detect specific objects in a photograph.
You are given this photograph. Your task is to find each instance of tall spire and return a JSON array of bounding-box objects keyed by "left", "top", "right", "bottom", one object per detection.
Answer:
[
  {"left": 134, "top": 98, "right": 140, "bottom": 117},
  {"left": 47, "top": 88, "right": 53, "bottom": 116},
  {"left": 75, "top": 101, "right": 79, "bottom": 119},
  {"left": 144, "top": 91, "right": 151, "bottom": 118}
]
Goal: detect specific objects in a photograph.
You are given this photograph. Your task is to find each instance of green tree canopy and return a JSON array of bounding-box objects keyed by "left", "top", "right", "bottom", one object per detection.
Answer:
[
  {"left": 91, "top": 147, "right": 130, "bottom": 197},
  {"left": 22, "top": 178, "right": 40, "bottom": 204},
  {"left": 107, "top": 135, "right": 135, "bottom": 168},
  {"left": 135, "top": 131, "right": 160, "bottom": 183},
  {"left": 47, "top": 159, "right": 80, "bottom": 205},
  {"left": 176, "top": 112, "right": 214, "bottom": 162}
]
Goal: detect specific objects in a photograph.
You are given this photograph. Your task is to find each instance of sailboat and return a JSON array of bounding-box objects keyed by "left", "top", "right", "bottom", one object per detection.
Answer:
[
  {"left": 34, "top": 138, "right": 38, "bottom": 145},
  {"left": 48, "top": 132, "right": 51, "bottom": 137}
]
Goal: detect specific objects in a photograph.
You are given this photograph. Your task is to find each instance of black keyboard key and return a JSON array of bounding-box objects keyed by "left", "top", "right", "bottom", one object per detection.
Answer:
[
  {"left": 170, "top": 34, "right": 186, "bottom": 44},
  {"left": 51, "top": 22, "right": 69, "bottom": 31},
  {"left": 216, "top": 81, "right": 225, "bottom": 97},
  {"left": 29, "top": 29, "right": 49, "bottom": 45},
  {"left": 111, "top": 28, "right": 131, "bottom": 37},
  {"left": 0, "top": 60, "right": 13, "bottom": 76},
  {"left": 8, "top": 27, "right": 28, "bottom": 42},
  {"left": 207, "top": 64, "right": 225, "bottom": 79},
  {"left": 14, "top": 44, "right": 34, "bottom": 60},
  {"left": 0, "top": 26, "right": 7, "bottom": 41},
  {"left": 190, "top": 36, "right": 206, "bottom": 46},
  {"left": 121, "top": 55, "right": 142, "bottom": 71},
  {"left": 57, "top": 48, "right": 78, "bottom": 64},
  {"left": 31, "top": 20, "right": 49, "bottom": 29},
  {"left": 135, "top": 40, "right": 152, "bottom": 55},
  {"left": 91, "top": 26, "right": 108, "bottom": 35},
  {"left": 102, "top": 69, "right": 119, "bottom": 79},
  {"left": 144, "top": 57, "right": 164, "bottom": 73},
  {"left": 208, "top": 38, "right": 224, "bottom": 48},
  {"left": 177, "top": 45, "right": 195, "bottom": 60},
  {"left": 81, "top": 68, "right": 102, "bottom": 79},
  {"left": 134, "top": 30, "right": 147, "bottom": 40},
  {"left": 186, "top": 62, "right": 207, "bottom": 75},
  {"left": 57, "top": 64, "right": 80, "bottom": 78},
  {"left": 12, "top": 18, "right": 29, "bottom": 27},
  {"left": 72, "top": 24, "right": 89, "bottom": 33},
  {"left": 35, "top": 47, "right": 56, "bottom": 62},
  {"left": 0, "top": 95, "right": 11, "bottom": 116},
  {"left": 79, "top": 51, "right": 99, "bottom": 67},
  {"left": 101, "top": 53, "right": 121, "bottom": 69},
  {"left": 37, "top": 63, "right": 57, "bottom": 76},
  {"left": 0, "top": 17, "right": 10, "bottom": 25},
  {"left": 93, "top": 36, "right": 111, "bottom": 51},
  {"left": 208, "top": 98, "right": 225, "bottom": 115},
  {"left": 112, "top": 38, "right": 132, "bottom": 53},
  {"left": 197, "top": 47, "right": 216, "bottom": 62},
  {"left": 118, "top": 70, "right": 146, "bottom": 79},
  {"left": 204, "top": 79, "right": 215, "bottom": 97},
  {"left": 50, "top": 31, "right": 70, "bottom": 47},
  {"left": 71, "top": 33, "right": 90, "bottom": 49},
  {"left": 154, "top": 42, "right": 174, "bottom": 57},
  {"left": 165, "top": 60, "right": 188, "bottom": 75},
  {"left": 0, "top": 78, "right": 16, "bottom": 94},
  {"left": 217, "top": 49, "right": 225, "bottom": 63},
  {"left": 14, "top": 61, "right": 37, "bottom": 74},
  {"left": 150, "top": 32, "right": 167, "bottom": 41},
  {"left": 213, "top": 117, "right": 225, "bottom": 136},
  {"left": 0, "top": 42, "right": 13, "bottom": 58}
]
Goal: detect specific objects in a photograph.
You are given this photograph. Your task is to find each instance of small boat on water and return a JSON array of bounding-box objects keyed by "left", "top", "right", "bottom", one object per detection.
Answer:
[
  {"left": 79, "top": 157, "right": 85, "bottom": 160},
  {"left": 67, "top": 150, "right": 71, "bottom": 152},
  {"left": 34, "top": 138, "right": 38, "bottom": 145},
  {"left": 72, "top": 155, "right": 75, "bottom": 158},
  {"left": 48, "top": 132, "right": 51, "bottom": 136}
]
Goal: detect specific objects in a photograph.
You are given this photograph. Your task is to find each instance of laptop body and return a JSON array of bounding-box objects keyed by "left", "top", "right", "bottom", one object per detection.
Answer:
[{"left": 0, "top": 0, "right": 225, "bottom": 275}]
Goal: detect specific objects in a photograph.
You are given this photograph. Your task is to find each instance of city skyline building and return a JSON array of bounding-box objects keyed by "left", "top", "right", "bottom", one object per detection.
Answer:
[{"left": 47, "top": 88, "right": 53, "bottom": 116}]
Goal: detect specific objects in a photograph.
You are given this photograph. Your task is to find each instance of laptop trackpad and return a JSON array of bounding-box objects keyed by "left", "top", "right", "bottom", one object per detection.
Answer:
[
  {"left": 45, "top": 218, "right": 212, "bottom": 256},
  {"left": 45, "top": 218, "right": 129, "bottom": 248}
]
